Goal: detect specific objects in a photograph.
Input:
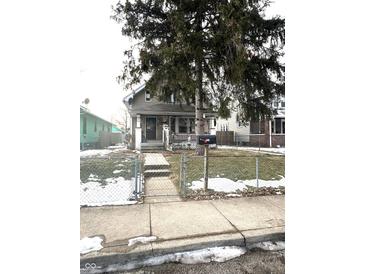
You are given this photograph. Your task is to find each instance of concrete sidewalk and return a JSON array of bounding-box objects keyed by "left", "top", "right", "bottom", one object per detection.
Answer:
[{"left": 80, "top": 195, "right": 284, "bottom": 270}]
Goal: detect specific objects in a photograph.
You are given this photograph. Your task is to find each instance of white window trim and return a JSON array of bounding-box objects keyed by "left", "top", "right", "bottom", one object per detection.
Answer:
[
  {"left": 145, "top": 90, "right": 151, "bottom": 102},
  {"left": 272, "top": 118, "right": 285, "bottom": 134},
  {"left": 176, "top": 117, "right": 195, "bottom": 134}
]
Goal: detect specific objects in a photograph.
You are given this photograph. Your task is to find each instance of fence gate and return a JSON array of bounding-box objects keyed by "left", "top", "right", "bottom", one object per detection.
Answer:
[{"left": 141, "top": 153, "right": 183, "bottom": 202}]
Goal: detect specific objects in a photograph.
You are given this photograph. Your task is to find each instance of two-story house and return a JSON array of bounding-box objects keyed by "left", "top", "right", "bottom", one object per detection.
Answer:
[{"left": 123, "top": 85, "right": 217, "bottom": 150}]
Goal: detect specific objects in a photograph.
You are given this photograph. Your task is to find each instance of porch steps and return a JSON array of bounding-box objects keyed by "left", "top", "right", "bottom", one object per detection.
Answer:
[
  {"left": 144, "top": 169, "right": 171, "bottom": 177},
  {"left": 141, "top": 142, "right": 164, "bottom": 151},
  {"left": 144, "top": 153, "right": 171, "bottom": 177}
]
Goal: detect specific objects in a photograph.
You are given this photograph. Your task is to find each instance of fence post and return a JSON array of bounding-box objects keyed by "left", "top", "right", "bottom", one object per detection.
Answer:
[
  {"left": 134, "top": 155, "right": 138, "bottom": 200},
  {"left": 203, "top": 145, "right": 208, "bottom": 191},
  {"left": 256, "top": 157, "right": 259, "bottom": 188},
  {"left": 182, "top": 154, "right": 187, "bottom": 197},
  {"left": 179, "top": 154, "right": 183, "bottom": 194}
]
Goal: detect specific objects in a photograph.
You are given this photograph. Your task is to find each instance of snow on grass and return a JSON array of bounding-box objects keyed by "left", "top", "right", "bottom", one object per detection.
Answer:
[
  {"left": 80, "top": 176, "right": 137, "bottom": 206},
  {"left": 190, "top": 178, "right": 248, "bottom": 192},
  {"left": 218, "top": 146, "right": 285, "bottom": 155},
  {"left": 87, "top": 174, "right": 100, "bottom": 181},
  {"left": 80, "top": 236, "right": 103, "bottom": 255},
  {"left": 113, "top": 169, "right": 123, "bottom": 174},
  {"left": 90, "top": 246, "right": 247, "bottom": 273},
  {"left": 190, "top": 177, "right": 284, "bottom": 192},
  {"left": 80, "top": 147, "right": 127, "bottom": 158},
  {"left": 107, "top": 144, "right": 127, "bottom": 149},
  {"left": 128, "top": 236, "right": 157, "bottom": 247}
]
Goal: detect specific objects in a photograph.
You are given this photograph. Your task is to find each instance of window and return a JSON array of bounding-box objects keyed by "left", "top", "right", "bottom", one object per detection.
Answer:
[
  {"left": 145, "top": 90, "right": 151, "bottom": 102},
  {"left": 94, "top": 120, "right": 97, "bottom": 132},
  {"left": 281, "top": 101, "right": 285, "bottom": 108},
  {"left": 108, "top": 126, "right": 111, "bottom": 132},
  {"left": 275, "top": 118, "right": 281, "bottom": 133},
  {"left": 102, "top": 124, "right": 105, "bottom": 131},
  {"left": 189, "top": 118, "right": 195, "bottom": 133},
  {"left": 250, "top": 120, "right": 265, "bottom": 134},
  {"left": 170, "top": 117, "right": 176, "bottom": 133},
  {"left": 272, "top": 118, "right": 285, "bottom": 134},
  {"left": 83, "top": 117, "right": 87, "bottom": 134},
  {"left": 178, "top": 118, "right": 188, "bottom": 133},
  {"left": 213, "top": 118, "right": 216, "bottom": 127}
]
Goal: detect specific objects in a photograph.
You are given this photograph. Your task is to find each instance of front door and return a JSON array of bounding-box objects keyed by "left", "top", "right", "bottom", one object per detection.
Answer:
[{"left": 146, "top": 117, "right": 156, "bottom": 140}]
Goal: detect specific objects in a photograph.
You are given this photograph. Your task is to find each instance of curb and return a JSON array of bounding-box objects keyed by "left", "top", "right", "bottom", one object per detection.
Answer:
[{"left": 80, "top": 230, "right": 284, "bottom": 273}]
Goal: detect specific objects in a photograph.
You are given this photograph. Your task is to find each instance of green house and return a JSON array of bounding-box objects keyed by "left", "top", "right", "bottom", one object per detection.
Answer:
[{"left": 80, "top": 106, "right": 116, "bottom": 149}]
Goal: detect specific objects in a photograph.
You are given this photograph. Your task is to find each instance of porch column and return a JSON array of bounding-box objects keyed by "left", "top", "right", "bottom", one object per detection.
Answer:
[
  {"left": 135, "top": 114, "right": 142, "bottom": 150},
  {"left": 175, "top": 117, "right": 179, "bottom": 133}
]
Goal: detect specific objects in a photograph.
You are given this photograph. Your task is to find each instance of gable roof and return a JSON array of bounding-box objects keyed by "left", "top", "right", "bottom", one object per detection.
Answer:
[
  {"left": 123, "top": 84, "right": 146, "bottom": 103},
  {"left": 80, "top": 106, "right": 114, "bottom": 126}
]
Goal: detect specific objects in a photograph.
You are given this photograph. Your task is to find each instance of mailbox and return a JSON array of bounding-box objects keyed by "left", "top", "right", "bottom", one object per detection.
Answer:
[{"left": 198, "top": 135, "right": 217, "bottom": 145}]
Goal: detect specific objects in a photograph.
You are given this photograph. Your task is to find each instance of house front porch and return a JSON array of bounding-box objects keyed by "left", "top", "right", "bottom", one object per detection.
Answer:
[{"left": 133, "top": 114, "right": 215, "bottom": 150}]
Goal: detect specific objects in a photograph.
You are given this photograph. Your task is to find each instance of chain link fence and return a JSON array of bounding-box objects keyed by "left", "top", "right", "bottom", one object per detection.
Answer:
[
  {"left": 80, "top": 155, "right": 142, "bottom": 206},
  {"left": 178, "top": 154, "right": 285, "bottom": 197}
]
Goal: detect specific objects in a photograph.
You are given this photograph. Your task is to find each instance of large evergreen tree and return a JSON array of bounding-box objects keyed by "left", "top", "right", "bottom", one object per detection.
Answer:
[{"left": 112, "top": 0, "right": 284, "bottom": 141}]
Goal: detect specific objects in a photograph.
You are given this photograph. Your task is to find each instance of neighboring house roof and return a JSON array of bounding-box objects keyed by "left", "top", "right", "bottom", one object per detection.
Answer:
[
  {"left": 112, "top": 126, "right": 124, "bottom": 133},
  {"left": 80, "top": 106, "right": 114, "bottom": 126}
]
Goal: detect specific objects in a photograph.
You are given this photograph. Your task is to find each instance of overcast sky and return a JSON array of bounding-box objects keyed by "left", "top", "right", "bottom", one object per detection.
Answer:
[{"left": 80, "top": 0, "right": 284, "bottom": 123}]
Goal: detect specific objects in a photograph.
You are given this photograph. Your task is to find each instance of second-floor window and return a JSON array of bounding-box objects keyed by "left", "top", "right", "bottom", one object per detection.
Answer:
[{"left": 145, "top": 90, "right": 151, "bottom": 102}]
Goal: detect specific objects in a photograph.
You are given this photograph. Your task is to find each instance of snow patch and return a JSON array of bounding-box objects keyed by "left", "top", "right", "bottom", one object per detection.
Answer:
[
  {"left": 80, "top": 236, "right": 103, "bottom": 255},
  {"left": 128, "top": 236, "right": 157, "bottom": 246},
  {"left": 113, "top": 169, "right": 123, "bottom": 174},
  {"left": 249, "top": 241, "right": 285, "bottom": 251},
  {"left": 190, "top": 178, "right": 248, "bottom": 192},
  {"left": 95, "top": 246, "right": 247, "bottom": 273},
  {"left": 107, "top": 144, "right": 127, "bottom": 149},
  {"left": 80, "top": 147, "right": 126, "bottom": 158},
  {"left": 190, "top": 177, "right": 284, "bottom": 192},
  {"left": 226, "top": 193, "right": 241, "bottom": 197},
  {"left": 87, "top": 174, "right": 100, "bottom": 181},
  {"left": 80, "top": 177, "right": 137, "bottom": 206}
]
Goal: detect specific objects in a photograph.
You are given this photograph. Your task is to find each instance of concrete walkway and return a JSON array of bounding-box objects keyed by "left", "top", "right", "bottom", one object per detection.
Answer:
[
  {"left": 80, "top": 195, "right": 284, "bottom": 271},
  {"left": 143, "top": 153, "right": 181, "bottom": 203}
]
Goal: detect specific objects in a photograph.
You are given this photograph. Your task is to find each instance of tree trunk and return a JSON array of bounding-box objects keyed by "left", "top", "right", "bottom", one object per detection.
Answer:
[
  {"left": 195, "top": 8, "right": 205, "bottom": 155},
  {"left": 195, "top": 72, "right": 204, "bottom": 155}
]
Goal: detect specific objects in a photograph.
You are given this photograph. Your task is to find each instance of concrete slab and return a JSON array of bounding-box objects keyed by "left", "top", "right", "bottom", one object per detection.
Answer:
[
  {"left": 144, "top": 176, "right": 182, "bottom": 203},
  {"left": 150, "top": 200, "right": 235, "bottom": 240},
  {"left": 260, "top": 195, "right": 285, "bottom": 210},
  {"left": 144, "top": 153, "right": 169, "bottom": 166},
  {"left": 152, "top": 232, "right": 245, "bottom": 256},
  {"left": 144, "top": 196, "right": 182, "bottom": 203},
  {"left": 80, "top": 204, "right": 150, "bottom": 244},
  {"left": 210, "top": 196, "right": 284, "bottom": 231},
  {"left": 243, "top": 226, "right": 285, "bottom": 246}
]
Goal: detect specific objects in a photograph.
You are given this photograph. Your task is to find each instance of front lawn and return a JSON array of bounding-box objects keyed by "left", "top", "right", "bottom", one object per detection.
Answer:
[
  {"left": 80, "top": 150, "right": 139, "bottom": 206},
  {"left": 165, "top": 149, "right": 285, "bottom": 191}
]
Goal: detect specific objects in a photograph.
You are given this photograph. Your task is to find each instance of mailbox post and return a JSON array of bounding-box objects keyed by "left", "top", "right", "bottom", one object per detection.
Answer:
[{"left": 198, "top": 135, "right": 217, "bottom": 191}]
